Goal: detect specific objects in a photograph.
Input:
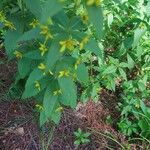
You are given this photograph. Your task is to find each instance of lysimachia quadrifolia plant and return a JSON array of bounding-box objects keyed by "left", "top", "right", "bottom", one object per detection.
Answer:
[{"left": 2, "top": 0, "right": 104, "bottom": 126}]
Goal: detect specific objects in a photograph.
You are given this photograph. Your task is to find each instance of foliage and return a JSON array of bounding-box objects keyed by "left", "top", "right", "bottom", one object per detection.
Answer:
[
  {"left": 74, "top": 128, "right": 91, "bottom": 146},
  {"left": 1, "top": 0, "right": 150, "bottom": 140}
]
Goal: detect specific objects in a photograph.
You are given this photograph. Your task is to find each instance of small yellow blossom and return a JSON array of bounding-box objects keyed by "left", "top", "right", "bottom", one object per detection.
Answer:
[
  {"left": 40, "top": 25, "right": 49, "bottom": 35},
  {"left": 14, "top": 50, "right": 23, "bottom": 59},
  {"left": 95, "top": 0, "right": 103, "bottom": 6},
  {"left": 45, "top": 32, "right": 53, "bottom": 41},
  {"left": 79, "top": 36, "right": 90, "bottom": 50},
  {"left": 30, "top": 19, "right": 39, "bottom": 28},
  {"left": 87, "top": 0, "right": 95, "bottom": 6},
  {"left": 35, "top": 104, "right": 44, "bottom": 111},
  {"left": 75, "top": 59, "right": 81, "bottom": 69},
  {"left": 0, "top": 11, "right": 6, "bottom": 22},
  {"left": 96, "top": 87, "right": 102, "bottom": 93},
  {"left": 135, "top": 104, "right": 140, "bottom": 109},
  {"left": 38, "top": 63, "right": 46, "bottom": 70},
  {"left": 59, "top": 39, "right": 77, "bottom": 52},
  {"left": 72, "top": 73, "right": 77, "bottom": 80},
  {"left": 55, "top": 106, "right": 64, "bottom": 112},
  {"left": 4, "top": 20, "right": 16, "bottom": 30},
  {"left": 39, "top": 43, "right": 48, "bottom": 56},
  {"left": 53, "top": 89, "right": 62, "bottom": 96},
  {"left": 35, "top": 81, "right": 41, "bottom": 91},
  {"left": 81, "top": 11, "right": 89, "bottom": 24},
  {"left": 40, "top": 25, "right": 53, "bottom": 40},
  {"left": 139, "top": 23, "right": 145, "bottom": 29},
  {"left": 86, "top": 0, "right": 102, "bottom": 6},
  {"left": 58, "top": 70, "right": 70, "bottom": 78}
]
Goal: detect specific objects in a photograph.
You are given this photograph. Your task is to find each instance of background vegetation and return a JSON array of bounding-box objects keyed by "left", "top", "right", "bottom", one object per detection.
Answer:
[{"left": 0, "top": 0, "right": 150, "bottom": 149}]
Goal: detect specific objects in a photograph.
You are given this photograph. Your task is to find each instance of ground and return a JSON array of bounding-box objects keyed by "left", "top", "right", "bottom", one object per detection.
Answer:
[{"left": 0, "top": 53, "right": 146, "bottom": 150}]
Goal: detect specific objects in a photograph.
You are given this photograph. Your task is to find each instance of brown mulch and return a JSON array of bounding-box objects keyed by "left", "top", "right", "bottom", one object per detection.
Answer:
[{"left": 0, "top": 101, "right": 40, "bottom": 150}]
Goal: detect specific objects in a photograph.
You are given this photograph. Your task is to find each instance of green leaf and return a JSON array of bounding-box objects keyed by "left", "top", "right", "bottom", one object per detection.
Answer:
[
  {"left": 54, "top": 10, "right": 69, "bottom": 27},
  {"left": 103, "top": 65, "right": 117, "bottom": 74},
  {"left": 58, "top": 77, "right": 77, "bottom": 108},
  {"left": 78, "top": 128, "right": 82, "bottom": 134},
  {"left": 43, "top": 83, "right": 58, "bottom": 118},
  {"left": 127, "top": 54, "right": 135, "bottom": 69},
  {"left": 40, "top": 0, "right": 62, "bottom": 23},
  {"left": 85, "top": 38, "right": 103, "bottom": 59},
  {"left": 119, "top": 62, "right": 129, "bottom": 68},
  {"left": 74, "top": 140, "right": 81, "bottom": 146},
  {"left": 83, "top": 132, "right": 91, "bottom": 138},
  {"left": 77, "top": 63, "right": 89, "bottom": 84},
  {"left": 87, "top": 6, "right": 103, "bottom": 40},
  {"left": 18, "top": 58, "right": 32, "bottom": 78},
  {"left": 24, "top": 50, "right": 42, "bottom": 60},
  {"left": 74, "top": 131, "right": 81, "bottom": 137},
  {"left": 133, "top": 27, "right": 147, "bottom": 49},
  {"left": 119, "top": 68, "right": 127, "bottom": 80},
  {"left": 22, "top": 68, "right": 44, "bottom": 98},
  {"left": 110, "top": 79, "right": 116, "bottom": 91},
  {"left": 138, "top": 119, "right": 149, "bottom": 132},
  {"left": 4, "top": 31, "right": 21, "bottom": 57},
  {"left": 123, "top": 36, "right": 134, "bottom": 50},
  {"left": 18, "top": 27, "right": 40, "bottom": 42},
  {"left": 46, "top": 41, "right": 62, "bottom": 71},
  {"left": 81, "top": 138, "right": 90, "bottom": 144},
  {"left": 50, "top": 109, "right": 61, "bottom": 124},
  {"left": 140, "top": 100, "right": 147, "bottom": 114},
  {"left": 146, "top": 1, "right": 150, "bottom": 17},
  {"left": 138, "top": 81, "right": 146, "bottom": 92},
  {"left": 40, "top": 110, "right": 47, "bottom": 127},
  {"left": 136, "top": 46, "right": 143, "bottom": 58},
  {"left": 107, "top": 13, "right": 113, "bottom": 27},
  {"left": 24, "top": 0, "right": 42, "bottom": 18}
]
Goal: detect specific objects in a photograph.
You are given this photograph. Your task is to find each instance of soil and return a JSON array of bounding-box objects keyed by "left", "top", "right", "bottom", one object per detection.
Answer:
[{"left": 0, "top": 55, "right": 144, "bottom": 150}]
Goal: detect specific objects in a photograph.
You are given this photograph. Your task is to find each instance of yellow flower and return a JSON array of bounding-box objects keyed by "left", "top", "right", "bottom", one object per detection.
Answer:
[
  {"left": 35, "top": 81, "right": 41, "bottom": 91},
  {"left": 86, "top": 0, "right": 102, "bottom": 6},
  {"left": 135, "top": 104, "right": 140, "bottom": 109},
  {"left": 139, "top": 23, "right": 145, "bottom": 29},
  {"left": 35, "top": 104, "right": 44, "bottom": 111},
  {"left": 79, "top": 36, "right": 90, "bottom": 50},
  {"left": 55, "top": 106, "right": 64, "bottom": 112},
  {"left": 0, "top": 11, "right": 6, "bottom": 22},
  {"left": 86, "top": 0, "right": 95, "bottom": 6},
  {"left": 45, "top": 32, "right": 53, "bottom": 41},
  {"left": 4, "top": 20, "right": 16, "bottom": 30},
  {"left": 72, "top": 73, "right": 77, "bottom": 81},
  {"left": 38, "top": 63, "right": 46, "bottom": 70},
  {"left": 59, "top": 39, "right": 77, "bottom": 52},
  {"left": 40, "top": 25, "right": 53, "bottom": 40},
  {"left": 40, "top": 25, "right": 49, "bottom": 35},
  {"left": 58, "top": 70, "right": 70, "bottom": 78},
  {"left": 53, "top": 89, "right": 62, "bottom": 96},
  {"left": 14, "top": 50, "right": 23, "bottom": 59},
  {"left": 81, "top": 11, "right": 89, "bottom": 24},
  {"left": 75, "top": 59, "right": 81, "bottom": 69},
  {"left": 95, "top": 0, "right": 103, "bottom": 6},
  {"left": 39, "top": 43, "right": 48, "bottom": 56},
  {"left": 30, "top": 19, "right": 39, "bottom": 28}
]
